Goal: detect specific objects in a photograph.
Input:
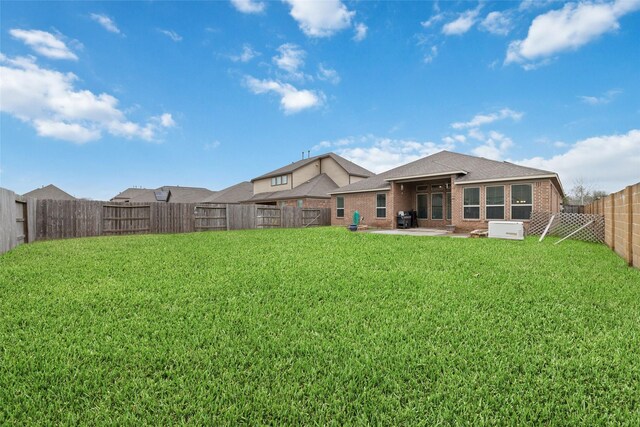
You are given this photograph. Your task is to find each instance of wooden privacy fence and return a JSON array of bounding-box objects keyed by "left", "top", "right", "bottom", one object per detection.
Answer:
[
  {"left": 584, "top": 182, "right": 640, "bottom": 268},
  {"left": 0, "top": 192, "right": 331, "bottom": 253},
  {"left": 1, "top": 187, "right": 37, "bottom": 254}
]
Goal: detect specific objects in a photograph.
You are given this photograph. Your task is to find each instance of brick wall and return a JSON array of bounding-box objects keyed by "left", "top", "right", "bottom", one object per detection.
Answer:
[
  {"left": 452, "top": 178, "right": 559, "bottom": 232},
  {"left": 584, "top": 182, "right": 640, "bottom": 269},
  {"left": 331, "top": 191, "right": 392, "bottom": 228}
]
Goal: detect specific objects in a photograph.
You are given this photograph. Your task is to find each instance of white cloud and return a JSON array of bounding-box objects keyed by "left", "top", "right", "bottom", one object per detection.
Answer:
[
  {"left": 231, "top": 44, "right": 259, "bottom": 62},
  {"left": 230, "top": 0, "right": 265, "bottom": 14},
  {"left": 452, "top": 108, "right": 523, "bottom": 129},
  {"left": 244, "top": 76, "right": 324, "bottom": 114},
  {"left": 159, "top": 29, "right": 183, "bottom": 42},
  {"left": 317, "top": 64, "right": 340, "bottom": 84},
  {"left": 516, "top": 129, "right": 640, "bottom": 192},
  {"left": 353, "top": 23, "right": 368, "bottom": 41},
  {"left": 506, "top": 0, "right": 640, "bottom": 66},
  {"left": 90, "top": 13, "right": 121, "bottom": 34},
  {"left": 579, "top": 89, "right": 622, "bottom": 105},
  {"left": 9, "top": 29, "right": 78, "bottom": 60},
  {"left": 33, "top": 119, "right": 101, "bottom": 144},
  {"left": 284, "top": 0, "right": 354, "bottom": 37},
  {"left": 314, "top": 135, "right": 454, "bottom": 173},
  {"left": 423, "top": 45, "right": 438, "bottom": 63},
  {"left": 481, "top": 11, "right": 513, "bottom": 36},
  {"left": 204, "top": 140, "right": 221, "bottom": 150},
  {"left": 157, "top": 113, "right": 176, "bottom": 128},
  {"left": 337, "top": 137, "right": 456, "bottom": 173},
  {"left": 442, "top": 8, "right": 480, "bottom": 35},
  {"left": 421, "top": 13, "right": 444, "bottom": 28},
  {"left": 0, "top": 55, "right": 174, "bottom": 143},
  {"left": 273, "top": 43, "right": 305, "bottom": 76},
  {"left": 471, "top": 131, "right": 514, "bottom": 160}
]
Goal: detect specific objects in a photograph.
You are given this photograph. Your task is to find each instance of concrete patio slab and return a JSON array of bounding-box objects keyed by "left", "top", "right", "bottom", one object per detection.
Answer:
[{"left": 368, "top": 228, "right": 469, "bottom": 238}]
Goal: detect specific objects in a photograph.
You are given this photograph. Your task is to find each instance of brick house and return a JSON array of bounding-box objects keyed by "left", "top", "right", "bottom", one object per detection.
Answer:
[
  {"left": 330, "top": 151, "right": 564, "bottom": 231},
  {"left": 243, "top": 153, "right": 374, "bottom": 208}
]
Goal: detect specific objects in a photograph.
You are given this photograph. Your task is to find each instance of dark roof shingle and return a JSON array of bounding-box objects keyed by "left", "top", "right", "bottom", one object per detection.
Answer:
[{"left": 23, "top": 184, "right": 76, "bottom": 200}]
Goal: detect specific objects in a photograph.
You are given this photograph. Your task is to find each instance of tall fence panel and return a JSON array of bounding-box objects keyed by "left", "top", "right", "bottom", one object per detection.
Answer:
[
  {"left": 0, "top": 188, "right": 37, "bottom": 254},
  {"left": 584, "top": 182, "right": 640, "bottom": 268},
  {"left": 1, "top": 188, "right": 18, "bottom": 254}
]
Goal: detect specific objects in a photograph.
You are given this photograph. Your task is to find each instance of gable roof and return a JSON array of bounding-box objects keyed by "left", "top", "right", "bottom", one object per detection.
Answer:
[
  {"left": 246, "top": 173, "right": 338, "bottom": 203},
  {"left": 23, "top": 184, "right": 76, "bottom": 200},
  {"left": 111, "top": 186, "right": 216, "bottom": 203},
  {"left": 330, "top": 151, "right": 564, "bottom": 196},
  {"left": 201, "top": 181, "right": 253, "bottom": 204},
  {"left": 251, "top": 152, "right": 373, "bottom": 182}
]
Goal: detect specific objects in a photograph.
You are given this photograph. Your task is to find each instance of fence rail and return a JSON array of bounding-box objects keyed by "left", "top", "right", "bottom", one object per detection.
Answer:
[
  {"left": 584, "top": 182, "right": 640, "bottom": 268},
  {"left": 0, "top": 188, "right": 331, "bottom": 254}
]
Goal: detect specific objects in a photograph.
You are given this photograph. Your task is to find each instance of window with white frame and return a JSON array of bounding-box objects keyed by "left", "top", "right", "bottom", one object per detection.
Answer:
[
  {"left": 485, "top": 186, "right": 504, "bottom": 220},
  {"left": 417, "top": 194, "right": 428, "bottom": 219},
  {"left": 431, "top": 193, "right": 444, "bottom": 219},
  {"left": 336, "top": 196, "right": 344, "bottom": 218},
  {"left": 376, "top": 193, "right": 386, "bottom": 218},
  {"left": 463, "top": 187, "right": 480, "bottom": 219},
  {"left": 270, "top": 175, "right": 288, "bottom": 186},
  {"left": 511, "top": 184, "right": 533, "bottom": 220}
]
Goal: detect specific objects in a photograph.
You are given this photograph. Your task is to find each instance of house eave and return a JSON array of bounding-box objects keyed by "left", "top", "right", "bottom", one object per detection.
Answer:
[
  {"left": 456, "top": 174, "right": 565, "bottom": 197},
  {"left": 384, "top": 171, "right": 467, "bottom": 183},
  {"left": 329, "top": 187, "right": 391, "bottom": 195}
]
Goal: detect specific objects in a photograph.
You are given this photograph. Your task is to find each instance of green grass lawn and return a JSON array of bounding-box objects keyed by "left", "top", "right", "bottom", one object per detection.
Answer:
[{"left": 1, "top": 228, "right": 639, "bottom": 425}]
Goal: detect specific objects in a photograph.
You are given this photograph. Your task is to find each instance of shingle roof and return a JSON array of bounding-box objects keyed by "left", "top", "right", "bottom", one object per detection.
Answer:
[
  {"left": 111, "top": 186, "right": 216, "bottom": 203},
  {"left": 251, "top": 152, "right": 373, "bottom": 181},
  {"left": 23, "top": 184, "right": 76, "bottom": 200},
  {"left": 111, "top": 188, "right": 154, "bottom": 201},
  {"left": 246, "top": 173, "right": 338, "bottom": 202},
  {"left": 330, "top": 151, "right": 563, "bottom": 195},
  {"left": 201, "top": 181, "right": 253, "bottom": 204}
]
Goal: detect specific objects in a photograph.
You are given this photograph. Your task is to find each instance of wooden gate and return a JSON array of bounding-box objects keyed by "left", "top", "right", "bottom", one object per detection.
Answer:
[
  {"left": 15, "top": 199, "right": 27, "bottom": 245},
  {"left": 256, "top": 206, "right": 281, "bottom": 228},
  {"left": 194, "top": 205, "right": 227, "bottom": 231},
  {"left": 302, "top": 209, "right": 322, "bottom": 227},
  {"left": 102, "top": 204, "right": 150, "bottom": 235}
]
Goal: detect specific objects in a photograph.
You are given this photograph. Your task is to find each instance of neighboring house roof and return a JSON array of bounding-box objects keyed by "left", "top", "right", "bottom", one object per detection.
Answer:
[
  {"left": 111, "top": 186, "right": 216, "bottom": 203},
  {"left": 23, "top": 184, "right": 76, "bottom": 200},
  {"left": 201, "top": 181, "right": 253, "bottom": 204},
  {"left": 251, "top": 152, "right": 374, "bottom": 182},
  {"left": 246, "top": 173, "right": 338, "bottom": 203},
  {"left": 111, "top": 188, "right": 153, "bottom": 202},
  {"left": 330, "top": 151, "right": 564, "bottom": 196}
]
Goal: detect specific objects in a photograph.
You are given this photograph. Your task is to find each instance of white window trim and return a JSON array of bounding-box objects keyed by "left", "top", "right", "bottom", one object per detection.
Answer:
[
  {"left": 431, "top": 192, "right": 444, "bottom": 220},
  {"left": 463, "top": 187, "right": 481, "bottom": 220},
  {"left": 485, "top": 185, "right": 505, "bottom": 220},
  {"left": 271, "top": 175, "right": 289, "bottom": 187},
  {"left": 336, "top": 196, "right": 345, "bottom": 218},
  {"left": 376, "top": 193, "right": 387, "bottom": 218},
  {"left": 416, "top": 192, "right": 429, "bottom": 219},
  {"left": 511, "top": 183, "right": 533, "bottom": 220}
]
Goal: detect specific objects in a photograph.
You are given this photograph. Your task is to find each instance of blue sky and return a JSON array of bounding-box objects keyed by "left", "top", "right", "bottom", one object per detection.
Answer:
[{"left": 1, "top": 0, "right": 639, "bottom": 199}]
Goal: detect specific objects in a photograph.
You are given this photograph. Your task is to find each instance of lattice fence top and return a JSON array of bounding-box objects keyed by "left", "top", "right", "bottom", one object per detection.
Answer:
[{"left": 529, "top": 212, "right": 605, "bottom": 243}]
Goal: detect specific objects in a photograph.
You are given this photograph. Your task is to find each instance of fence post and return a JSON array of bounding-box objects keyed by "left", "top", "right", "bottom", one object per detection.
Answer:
[
  {"left": 627, "top": 186, "right": 633, "bottom": 266},
  {"left": 610, "top": 194, "right": 615, "bottom": 252}
]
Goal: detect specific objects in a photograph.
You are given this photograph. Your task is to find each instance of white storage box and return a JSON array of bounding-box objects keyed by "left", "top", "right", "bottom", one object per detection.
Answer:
[{"left": 488, "top": 221, "right": 524, "bottom": 240}]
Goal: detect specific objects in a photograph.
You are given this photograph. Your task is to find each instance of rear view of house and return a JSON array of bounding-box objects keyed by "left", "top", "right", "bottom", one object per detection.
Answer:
[{"left": 330, "top": 151, "right": 564, "bottom": 231}]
